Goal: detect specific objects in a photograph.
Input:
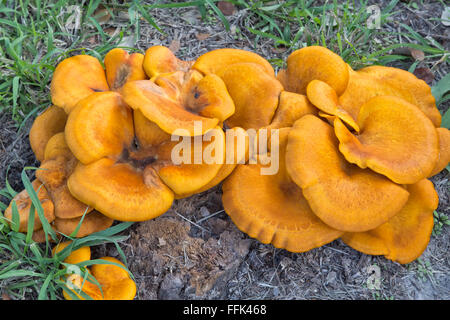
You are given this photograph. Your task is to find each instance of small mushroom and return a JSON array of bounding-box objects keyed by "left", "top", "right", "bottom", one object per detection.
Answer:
[
  {"left": 339, "top": 65, "right": 441, "bottom": 127},
  {"left": 29, "top": 105, "right": 68, "bottom": 162},
  {"left": 265, "top": 91, "right": 318, "bottom": 130},
  {"left": 53, "top": 211, "right": 113, "bottom": 238},
  {"left": 216, "top": 62, "right": 283, "bottom": 129},
  {"left": 63, "top": 256, "right": 136, "bottom": 300},
  {"left": 52, "top": 241, "right": 91, "bottom": 265},
  {"left": 334, "top": 95, "right": 439, "bottom": 184},
  {"left": 104, "top": 48, "right": 147, "bottom": 91},
  {"left": 286, "top": 115, "right": 410, "bottom": 232},
  {"left": 143, "top": 45, "right": 193, "bottom": 78},
  {"left": 4, "top": 180, "right": 55, "bottom": 232},
  {"left": 306, "top": 80, "right": 359, "bottom": 132},
  {"left": 282, "top": 46, "right": 349, "bottom": 95},
  {"left": 192, "top": 48, "right": 275, "bottom": 77},
  {"left": 342, "top": 179, "right": 438, "bottom": 264},
  {"left": 50, "top": 55, "right": 109, "bottom": 114},
  {"left": 121, "top": 70, "right": 234, "bottom": 136},
  {"left": 222, "top": 128, "right": 343, "bottom": 252},
  {"left": 429, "top": 127, "right": 450, "bottom": 177}
]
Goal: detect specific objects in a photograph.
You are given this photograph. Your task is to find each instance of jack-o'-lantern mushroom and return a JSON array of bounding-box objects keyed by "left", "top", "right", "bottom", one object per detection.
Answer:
[
  {"left": 215, "top": 63, "right": 283, "bottom": 130},
  {"left": 121, "top": 70, "right": 234, "bottom": 136},
  {"left": 29, "top": 105, "right": 68, "bottom": 162},
  {"left": 63, "top": 256, "right": 136, "bottom": 300},
  {"left": 334, "top": 96, "right": 439, "bottom": 184},
  {"left": 342, "top": 179, "right": 438, "bottom": 264},
  {"left": 286, "top": 115, "right": 410, "bottom": 232},
  {"left": 52, "top": 241, "right": 91, "bottom": 265},
  {"left": 4, "top": 179, "right": 55, "bottom": 232},
  {"left": 280, "top": 46, "right": 349, "bottom": 96},
  {"left": 306, "top": 80, "right": 359, "bottom": 132},
  {"left": 143, "top": 45, "right": 193, "bottom": 79},
  {"left": 53, "top": 211, "right": 113, "bottom": 238},
  {"left": 338, "top": 65, "right": 441, "bottom": 127},
  {"left": 222, "top": 128, "right": 344, "bottom": 252},
  {"left": 65, "top": 91, "right": 226, "bottom": 221},
  {"left": 192, "top": 48, "right": 275, "bottom": 77},
  {"left": 429, "top": 127, "right": 450, "bottom": 177},
  {"left": 50, "top": 48, "right": 147, "bottom": 114}
]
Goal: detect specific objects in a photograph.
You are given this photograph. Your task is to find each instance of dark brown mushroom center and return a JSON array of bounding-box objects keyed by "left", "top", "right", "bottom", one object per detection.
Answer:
[
  {"left": 112, "top": 64, "right": 131, "bottom": 90},
  {"left": 118, "top": 147, "right": 158, "bottom": 171}
]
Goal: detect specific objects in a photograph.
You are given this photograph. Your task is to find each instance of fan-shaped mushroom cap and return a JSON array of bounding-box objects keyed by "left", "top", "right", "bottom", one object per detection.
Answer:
[
  {"left": 223, "top": 128, "right": 343, "bottom": 252},
  {"left": 64, "top": 91, "right": 134, "bottom": 165},
  {"left": 286, "top": 115, "right": 410, "bottom": 232},
  {"left": 175, "top": 127, "right": 249, "bottom": 199},
  {"left": 4, "top": 180, "right": 55, "bottom": 232},
  {"left": 156, "top": 127, "right": 226, "bottom": 195},
  {"left": 193, "top": 48, "right": 275, "bottom": 77},
  {"left": 339, "top": 66, "right": 441, "bottom": 127},
  {"left": 29, "top": 105, "right": 68, "bottom": 162},
  {"left": 53, "top": 210, "right": 113, "bottom": 237},
  {"left": 284, "top": 46, "right": 349, "bottom": 95},
  {"left": 43, "top": 132, "right": 71, "bottom": 161},
  {"left": 429, "top": 128, "right": 450, "bottom": 176},
  {"left": 217, "top": 63, "right": 283, "bottom": 129},
  {"left": 121, "top": 73, "right": 229, "bottom": 136},
  {"left": 67, "top": 158, "right": 174, "bottom": 221},
  {"left": 63, "top": 257, "right": 136, "bottom": 300},
  {"left": 51, "top": 55, "right": 109, "bottom": 113},
  {"left": 334, "top": 96, "right": 439, "bottom": 184},
  {"left": 342, "top": 179, "right": 438, "bottom": 264},
  {"left": 90, "top": 257, "right": 136, "bottom": 300},
  {"left": 143, "top": 45, "right": 193, "bottom": 78},
  {"left": 306, "top": 80, "right": 359, "bottom": 132},
  {"left": 266, "top": 91, "right": 318, "bottom": 129},
  {"left": 134, "top": 109, "right": 171, "bottom": 147},
  {"left": 104, "top": 48, "right": 147, "bottom": 91},
  {"left": 52, "top": 241, "right": 91, "bottom": 265}
]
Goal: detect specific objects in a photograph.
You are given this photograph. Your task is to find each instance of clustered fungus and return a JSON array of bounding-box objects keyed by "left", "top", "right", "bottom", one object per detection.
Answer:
[{"left": 6, "top": 44, "right": 450, "bottom": 299}]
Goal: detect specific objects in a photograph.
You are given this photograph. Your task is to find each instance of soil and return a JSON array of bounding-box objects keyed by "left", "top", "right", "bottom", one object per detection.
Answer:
[{"left": 0, "top": 0, "right": 449, "bottom": 300}]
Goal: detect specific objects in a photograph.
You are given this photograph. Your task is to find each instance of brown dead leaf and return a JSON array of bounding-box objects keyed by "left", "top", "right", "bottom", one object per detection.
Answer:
[
  {"left": 1, "top": 293, "right": 11, "bottom": 300},
  {"left": 218, "top": 1, "right": 237, "bottom": 16},
  {"left": 169, "top": 39, "right": 181, "bottom": 54},
  {"left": 271, "top": 46, "right": 287, "bottom": 53},
  {"left": 93, "top": 7, "right": 111, "bottom": 24},
  {"left": 196, "top": 33, "right": 210, "bottom": 41},
  {"left": 410, "top": 48, "right": 425, "bottom": 61},
  {"left": 413, "top": 67, "right": 434, "bottom": 84}
]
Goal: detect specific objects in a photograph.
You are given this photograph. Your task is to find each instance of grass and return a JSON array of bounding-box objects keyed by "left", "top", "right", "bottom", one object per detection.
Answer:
[
  {"left": 0, "top": 0, "right": 449, "bottom": 300},
  {"left": 0, "top": 168, "right": 134, "bottom": 300}
]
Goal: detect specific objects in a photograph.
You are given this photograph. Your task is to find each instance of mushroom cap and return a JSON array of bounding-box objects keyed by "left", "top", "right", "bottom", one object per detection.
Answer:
[
  {"left": 217, "top": 63, "right": 283, "bottom": 129},
  {"left": 65, "top": 91, "right": 134, "bottom": 165},
  {"left": 284, "top": 46, "right": 349, "bottom": 95},
  {"left": 52, "top": 241, "right": 91, "bottom": 265},
  {"left": 121, "top": 78, "right": 221, "bottom": 136},
  {"left": 306, "top": 80, "right": 359, "bottom": 132},
  {"left": 174, "top": 127, "right": 249, "bottom": 199},
  {"left": 63, "top": 272, "right": 104, "bottom": 300},
  {"left": 266, "top": 91, "right": 318, "bottom": 129},
  {"left": 342, "top": 179, "right": 438, "bottom": 264},
  {"left": 4, "top": 180, "right": 55, "bottom": 232},
  {"left": 50, "top": 55, "right": 109, "bottom": 113},
  {"left": 29, "top": 105, "right": 68, "bottom": 162},
  {"left": 53, "top": 210, "right": 113, "bottom": 238},
  {"left": 156, "top": 127, "right": 226, "bottom": 195},
  {"left": 223, "top": 128, "right": 343, "bottom": 252},
  {"left": 43, "top": 132, "right": 72, "bottom": 161},
  {"left": 143, "top": 45, "right": 193, "bottom": 78},
  {"left": 334, "top": 96, "right": 439, "bottom": 184},
  {"left": 286, "top": 115, "right": 410, "bottom": 232},
  {"left": 36, "top": 142, "right": 93, "bottom": 219},
  {"left": 429, "top": 127, "right": 450, "bottom": 177},
  {"left": 193, "top": 48, "right": 275, "bottom": 77},
  {"left": 67, "top": 158, "right": 174, "bottom": 221},
  {"left": 133, "top": 109, "right": 171, "bottom": 147},
  {"left": 90, "top": 256, "right": 136, "bottom": 300},
  {"left": 104, "top": 48, "right": 147, "bottom": 91},
  {"left": 338, "top": 66, "right": 441, "bottom": 127}
]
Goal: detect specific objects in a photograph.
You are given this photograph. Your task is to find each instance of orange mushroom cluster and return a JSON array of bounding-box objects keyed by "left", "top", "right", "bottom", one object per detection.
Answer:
[
  {"left": 221, "top": 46, "right": 449, "bottom": 264},
  {"left": 6, "top": 45, "right": 449, "bottom": 266}
]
